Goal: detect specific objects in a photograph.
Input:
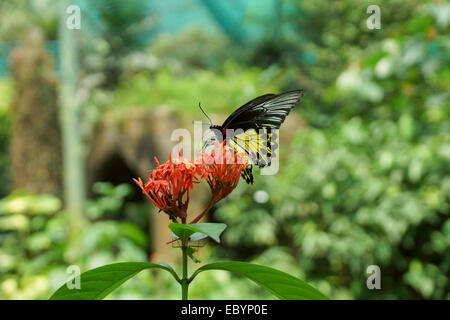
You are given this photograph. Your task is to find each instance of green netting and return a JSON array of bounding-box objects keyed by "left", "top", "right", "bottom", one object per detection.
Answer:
[{"left": 0, "top": 0, "right": 288, "bottom": 75}]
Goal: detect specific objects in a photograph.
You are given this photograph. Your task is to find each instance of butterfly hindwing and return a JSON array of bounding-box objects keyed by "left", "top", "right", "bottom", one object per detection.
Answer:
[
  {"left": 240, "top": 164, "right": 254, "bottom": 184},
  {"left": 228, "top": 127, "right": 276, "bottom": 168}
]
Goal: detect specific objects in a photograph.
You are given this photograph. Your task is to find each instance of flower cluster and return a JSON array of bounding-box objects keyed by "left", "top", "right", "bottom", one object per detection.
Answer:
[
  {"left": 190, "top": 143, "right": 248, "bottom": 222},
  {"left": 200, "top": 146, "right": 247, "bottom": 199},
  {"left": 133, "top": 152, "right": 204, "bottom": 222},
  {"left": 134, "top": 144, "right": 248, "bottom": 223}
]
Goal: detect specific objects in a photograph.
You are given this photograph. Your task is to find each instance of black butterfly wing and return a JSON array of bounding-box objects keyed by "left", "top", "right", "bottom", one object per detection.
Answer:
[{"left": 222, "top": 90, "right": 303, "bottom": 131}]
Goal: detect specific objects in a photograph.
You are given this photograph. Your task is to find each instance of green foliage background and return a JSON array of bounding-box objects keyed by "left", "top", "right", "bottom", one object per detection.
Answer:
[{"left": 0, "top": 0, "right": 448, "bottom": 299}]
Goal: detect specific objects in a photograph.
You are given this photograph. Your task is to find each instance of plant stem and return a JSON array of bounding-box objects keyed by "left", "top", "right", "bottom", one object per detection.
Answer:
[
  {"left": 181, "top": 240, "right": 189, "bottom": 300},
  {"left": 189, "top": 195, "right": 216, "bottom": 224}
]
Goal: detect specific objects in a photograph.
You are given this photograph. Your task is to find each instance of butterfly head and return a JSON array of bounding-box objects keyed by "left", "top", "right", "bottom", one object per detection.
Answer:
[{"left": 210, "top": 125, "right": 227, "bottom": 140}]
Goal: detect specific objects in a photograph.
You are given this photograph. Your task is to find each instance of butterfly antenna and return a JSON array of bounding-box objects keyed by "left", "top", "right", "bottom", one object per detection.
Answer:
[{"left": 198, "top": 102, "right": 212, "bottom": 126}]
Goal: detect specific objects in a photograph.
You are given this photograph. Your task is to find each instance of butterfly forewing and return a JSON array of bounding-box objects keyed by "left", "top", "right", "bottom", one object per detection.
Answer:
[{"left": 222, "top": 90, "right": 303, "bottom": 131}]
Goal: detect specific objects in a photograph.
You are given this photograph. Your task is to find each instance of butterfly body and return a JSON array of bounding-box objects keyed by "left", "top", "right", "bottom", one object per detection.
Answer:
[{"left": 209, "top": 89, "right": 304, "bottom": 184}]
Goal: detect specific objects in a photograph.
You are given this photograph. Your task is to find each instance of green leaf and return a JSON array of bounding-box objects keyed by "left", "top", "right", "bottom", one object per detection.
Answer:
[
  {"left": 170, "top": 232, "right": 208, "bottom": 242},
  {"left": 190, "top": 261, "right": 328, "bottom": 300},
  {"left": 169, "top": 223, "right": 227, "bottom": 243},
  {"left": 49, "top": 262, "right": 179, "bottom": 300}
]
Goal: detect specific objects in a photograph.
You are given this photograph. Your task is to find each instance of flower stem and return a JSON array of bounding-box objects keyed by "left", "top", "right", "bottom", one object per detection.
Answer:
[
  {"left": 181, "top": 240, "right": 189, "bottom": 300},
  {"left": 189, "top": 195, "right": 216, "bottom": 224}
]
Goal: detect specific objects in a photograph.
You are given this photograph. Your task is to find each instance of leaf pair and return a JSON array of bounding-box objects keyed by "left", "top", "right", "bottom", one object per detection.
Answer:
[
  {"left": 50, "top": 261, "right": 328, "bottom": 300},
  {"left": 49, "top": 222, "right": 328, "bottom": 300}
]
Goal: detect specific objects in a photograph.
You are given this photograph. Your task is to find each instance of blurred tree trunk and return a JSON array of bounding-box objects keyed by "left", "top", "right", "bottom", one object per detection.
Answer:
[
  {"left": 9, "top": 28, "right": 62, "bottom": 195},
  {"left": 59, "top": 0, "right": 86, "bottom": 235}
]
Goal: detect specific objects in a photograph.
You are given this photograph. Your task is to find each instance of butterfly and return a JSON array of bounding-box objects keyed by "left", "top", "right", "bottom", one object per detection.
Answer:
[{"left": 203, "top": 89, "right": 304, "bottom": 184}]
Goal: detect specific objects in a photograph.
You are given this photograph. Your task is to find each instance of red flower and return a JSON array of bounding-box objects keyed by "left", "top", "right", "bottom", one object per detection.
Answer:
[
  {"left": 189, "top": 142, "right": 248, "bottom": 223},
  {"left": 133, "top": 152, "right": 204, "bottom": 222},
  {"left": 198, "top": 142, "right": 248, "bottom": 201},
  {"left": 134, "top": 143, "right": 248, "bottom": 224}
]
